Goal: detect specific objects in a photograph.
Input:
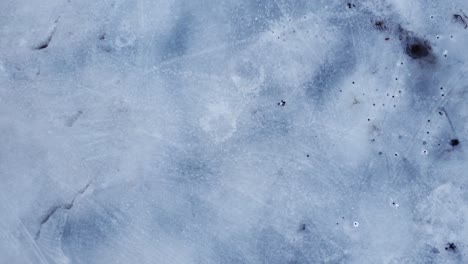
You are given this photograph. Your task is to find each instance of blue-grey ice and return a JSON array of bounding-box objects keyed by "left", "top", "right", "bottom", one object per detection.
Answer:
[{"left": 1, "top": 0, "right": 468, "bottom": 263}]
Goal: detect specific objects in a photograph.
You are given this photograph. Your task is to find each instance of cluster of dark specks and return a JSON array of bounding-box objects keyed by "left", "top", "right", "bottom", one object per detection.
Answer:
[
  {"left": 347, "top": 3, "right": 356, "bottom": 9},
  {"left": 278, "top": 100, "right": 286, "bottom": 107},
  {"left": 374, "top": 20, "right": 387, "bottom": 31},
  {"left": 445, "top": 242, "right": 457, "bottom": 252}
]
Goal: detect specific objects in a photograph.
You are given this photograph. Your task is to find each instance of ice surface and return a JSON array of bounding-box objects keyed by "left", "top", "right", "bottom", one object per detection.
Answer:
[{"left": 1, "top": 0, "right": 468, "bottom": 263}]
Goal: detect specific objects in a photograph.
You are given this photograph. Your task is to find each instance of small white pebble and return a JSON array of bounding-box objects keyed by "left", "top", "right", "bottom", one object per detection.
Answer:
[{"left": 353, "top": 221, "right": 359, "bottom": 227}]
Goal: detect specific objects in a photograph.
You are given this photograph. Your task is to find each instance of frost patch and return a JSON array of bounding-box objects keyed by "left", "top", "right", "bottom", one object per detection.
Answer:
[{"left": 200, "top": 101, "right": 238, "bottom": 143}]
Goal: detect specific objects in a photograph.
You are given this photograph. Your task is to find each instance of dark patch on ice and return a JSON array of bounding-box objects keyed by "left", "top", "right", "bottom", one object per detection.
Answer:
[
  {"left": 299, "top": 223, "right": 307, "bottom": 231},
  {"left": 398, "top": 27, "right": 435, "bottom": 62},
  {"left": 450, "top": 139, "right": 459, "bottom": 147},
  {"left": 406, "top": 41, "right": 430, "bottom": 59},
  {"left": 304, "top": 40, "right": 356, "bottom": 105},
  {"left": 65, "top": 110, "right": 83, "bottom": 127},
  {"left": 162, "top": 13, "right": 193, "bottom": 60},
  {"left": 371, "top": 18, "right": 436, "bottom": 62}
]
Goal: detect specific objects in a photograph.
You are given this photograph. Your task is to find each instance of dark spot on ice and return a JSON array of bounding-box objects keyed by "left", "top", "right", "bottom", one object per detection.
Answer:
[
  {"left": 300, "top": 223, "right": 306, "bottom": 231},
  {"left": 450, "top": 139, "right": 460, "bottom": 146},
  {"left": 406, "top": 42, "right": 430, "bottom": 59},
  {"left": 278, "top": 100, "right": 286, "bottom": 107},
  {"left": 398, "top": 27, "right": 435, "bottom": 62},
  {"left": 99, "top": 33, "right": 106, "bottom": 40},
  {"left": 385, "top": 37, "right": 390, "bottom": 40},
  {"left": 445, "top": 242, "right": 457, "bottom": 252},
  {"left": 306, "top": 154, "right": 309, "bottom": 157}
]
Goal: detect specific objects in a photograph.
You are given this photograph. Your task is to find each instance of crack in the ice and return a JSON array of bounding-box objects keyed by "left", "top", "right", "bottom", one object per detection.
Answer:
[
  {"left": 35, "top": 182, "right": 90, "bottom": 240},
  {"left": 32, "top": 17, "right": 60, "bottom": 50}
]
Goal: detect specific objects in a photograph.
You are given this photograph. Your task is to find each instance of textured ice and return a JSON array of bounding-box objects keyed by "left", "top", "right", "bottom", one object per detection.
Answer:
[{"left": 1, "top": 0, "right": 468, "bottom": 263}]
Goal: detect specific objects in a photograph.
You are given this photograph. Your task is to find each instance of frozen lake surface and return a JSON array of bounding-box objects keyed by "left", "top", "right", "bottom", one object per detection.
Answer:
[{"left": 1, "top": 0, "right": 468, "bottom": 263}]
